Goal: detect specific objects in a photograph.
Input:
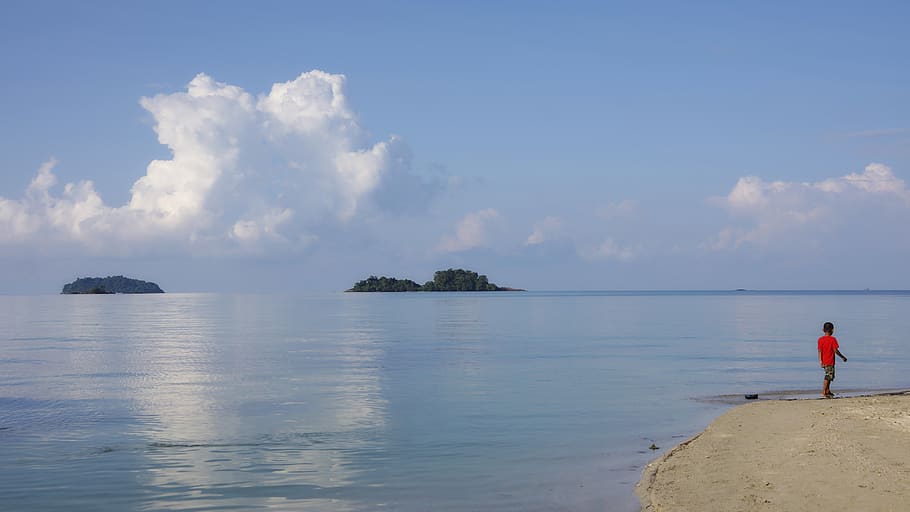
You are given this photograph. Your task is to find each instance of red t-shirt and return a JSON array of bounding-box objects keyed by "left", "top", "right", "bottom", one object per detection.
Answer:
[{"left": 818, "top": 335, "right": 839, "bottom": 366}]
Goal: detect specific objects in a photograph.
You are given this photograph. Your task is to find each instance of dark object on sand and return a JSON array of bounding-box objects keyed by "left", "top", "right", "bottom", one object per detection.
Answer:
[{"left": 745, "top": 394, "right": 758, "bottom": 400}]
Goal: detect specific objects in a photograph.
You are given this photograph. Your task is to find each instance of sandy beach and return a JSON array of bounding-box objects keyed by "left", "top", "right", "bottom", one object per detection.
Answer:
[{"left": 638, "top": 392, "right": 910, "bottom": 512}]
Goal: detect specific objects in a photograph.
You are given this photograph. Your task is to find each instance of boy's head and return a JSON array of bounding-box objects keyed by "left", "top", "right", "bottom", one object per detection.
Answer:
[{"left": 823, "top": 321, "right": 835, "bottom": 335}]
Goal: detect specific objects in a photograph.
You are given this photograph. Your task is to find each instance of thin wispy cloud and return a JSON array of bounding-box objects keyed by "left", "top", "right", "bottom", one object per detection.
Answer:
[
  {"left": 580, "top": 238, "right": 639, "bottom": 261},
  {"left": 525, "top": 216, "right": 563, "bottom": 245},
  {"left": 828, "top": 128, "right": 908, "bottom": 140},
  {"left": 437, "top": 208, "right": 502, "bottom": 253},
  {"left": 596, "top": 200, "right": 638, "bottom": 220}
]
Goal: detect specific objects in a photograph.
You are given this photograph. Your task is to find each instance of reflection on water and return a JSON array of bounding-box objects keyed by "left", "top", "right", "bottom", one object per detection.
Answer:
[
  {"left": 1, "top": 291, "right": 909, "bottom": 511},
  {"left": 1, "top": 294, "right": 389, "bottom": 511},
  {"left": 125, "top": 295, "right": 388, "bottom": 511}
]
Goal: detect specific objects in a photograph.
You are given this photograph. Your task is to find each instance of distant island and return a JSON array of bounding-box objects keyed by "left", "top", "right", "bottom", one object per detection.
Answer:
[
  {"left": 62, "top": 276, "right": 164, "bottom": 294},
  {"left": 347, "top": 269, "right": 523, "bottom": 292}
]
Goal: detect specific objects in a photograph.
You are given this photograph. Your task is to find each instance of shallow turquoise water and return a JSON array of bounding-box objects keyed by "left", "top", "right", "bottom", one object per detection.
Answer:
[{"left": 1, "top": 291, "right": 908, "bottom": 511}]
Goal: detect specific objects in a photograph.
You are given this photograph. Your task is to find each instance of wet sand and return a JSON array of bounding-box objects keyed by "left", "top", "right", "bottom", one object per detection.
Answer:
[{"left": 638, "top": 392, "right": 910, "bottom": 511}]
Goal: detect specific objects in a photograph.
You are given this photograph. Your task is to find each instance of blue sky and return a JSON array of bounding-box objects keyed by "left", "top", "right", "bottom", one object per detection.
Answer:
[{"left": 2, "top": 1, "right": 909, "bottom": 292}]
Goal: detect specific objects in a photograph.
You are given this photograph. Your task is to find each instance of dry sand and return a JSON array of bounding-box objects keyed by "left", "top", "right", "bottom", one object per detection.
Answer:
[{"left": 637, "top": 392, "right": 910, "bottom": 512}]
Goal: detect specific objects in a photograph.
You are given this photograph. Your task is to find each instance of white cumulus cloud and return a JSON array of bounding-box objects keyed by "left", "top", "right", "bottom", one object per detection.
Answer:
[
  {"left": 710, "top": 163, "right": 910, "bottom": 249},
  {"left": 0, "top": 158, "right": 109, "bottom": 245},
  {"left": 0, "top": 71, "right": 437, "bottom": 253},
  {"left": 814, "top": 163, "right": 910, "bottom": 197}
]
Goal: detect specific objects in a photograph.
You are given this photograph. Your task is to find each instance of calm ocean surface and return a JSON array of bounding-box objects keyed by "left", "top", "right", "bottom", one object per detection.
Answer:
[{"left": 2, "top": 291, "right": 909, "bottom": 511}]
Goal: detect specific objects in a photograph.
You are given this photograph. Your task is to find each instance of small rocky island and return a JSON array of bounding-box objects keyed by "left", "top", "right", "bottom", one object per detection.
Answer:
[
  {"left": 62, "top": 276, "right": 164, "bottom": 294},
  {"left": 347, "top": 268, "right": 523, "bottom": 292}
]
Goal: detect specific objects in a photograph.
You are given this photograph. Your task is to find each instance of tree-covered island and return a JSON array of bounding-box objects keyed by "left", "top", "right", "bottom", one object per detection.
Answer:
[
  {"left": 62, "top": 276, "right": 165, "bottom": 294},
  {"left": 347, "top": 269, "right": 523, "bottom": 292}
]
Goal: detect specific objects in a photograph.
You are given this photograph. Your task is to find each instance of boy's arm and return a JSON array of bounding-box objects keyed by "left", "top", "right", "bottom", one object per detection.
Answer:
[
  {"left": 819, "top": 348, "right": 824, "bottom": 367},
  {"left": 835, "top": 349, "right": 847, "bottom": 362}
]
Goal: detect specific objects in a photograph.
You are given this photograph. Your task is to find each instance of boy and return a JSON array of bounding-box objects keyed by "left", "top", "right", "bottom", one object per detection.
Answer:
[{"left": 818, "top": 321, "right": 847, "bottom": 398}]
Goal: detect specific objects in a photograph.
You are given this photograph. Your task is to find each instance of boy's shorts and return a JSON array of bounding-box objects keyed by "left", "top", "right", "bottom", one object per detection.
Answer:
[{"left": 823, "top": 365, "right": 835, "bottom": 382}]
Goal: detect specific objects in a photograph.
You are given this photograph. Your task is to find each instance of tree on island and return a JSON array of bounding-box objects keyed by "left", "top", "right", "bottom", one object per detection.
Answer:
[
  {"left": 346, "top": 275, "right": 423, "bottom": 292},
  {"left": 347, "top": 269, "right": 519, "bottom": 292},
  {"left": 421, "top": 269, "right": 498, "bottom": 291},
  {"left": 62, "top": 276, "right": 164, "bottom": 294}
]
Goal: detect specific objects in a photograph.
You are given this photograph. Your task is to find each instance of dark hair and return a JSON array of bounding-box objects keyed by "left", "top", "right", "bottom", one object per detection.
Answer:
[{"left": 823, "top": 322, "right": 834, "bottom": 334}]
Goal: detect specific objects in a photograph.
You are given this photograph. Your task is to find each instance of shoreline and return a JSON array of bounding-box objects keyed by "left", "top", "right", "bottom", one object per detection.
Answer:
[{"left": 637, "top": 390, "right": 910, "bottom": 511}]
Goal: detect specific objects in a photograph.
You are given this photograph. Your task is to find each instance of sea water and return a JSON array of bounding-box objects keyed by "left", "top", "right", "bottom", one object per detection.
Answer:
[{"left": 1, "top": 291, "right": 908, "bottom": 511}]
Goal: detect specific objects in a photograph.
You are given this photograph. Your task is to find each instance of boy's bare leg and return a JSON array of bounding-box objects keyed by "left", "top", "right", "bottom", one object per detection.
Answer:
[{"left": 822, "top": 378, "right": 831, "bottom": 398}]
